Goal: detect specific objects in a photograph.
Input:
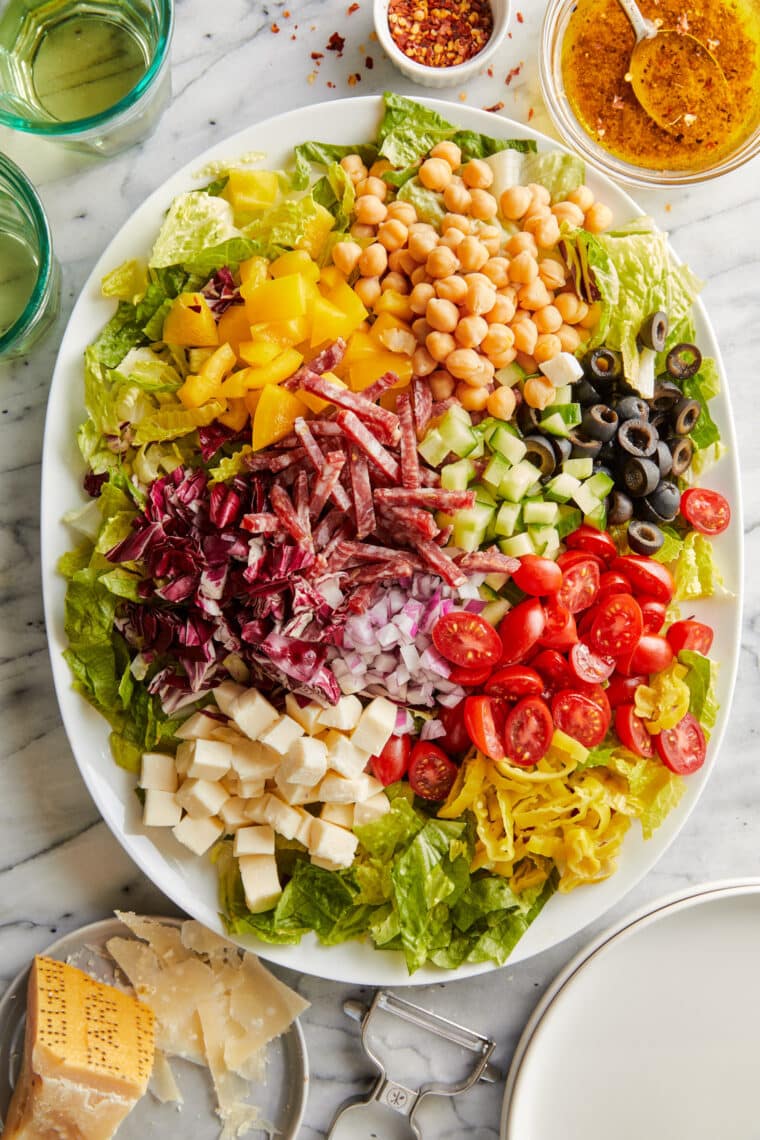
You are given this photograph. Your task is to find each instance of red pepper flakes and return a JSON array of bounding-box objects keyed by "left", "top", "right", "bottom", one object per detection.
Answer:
[
  {"left": 516, "top": 9, "right": 524, "bottom": 20},
  {"left": 327, "top": 80, "right": 336, "bottom": 88},
  {"left": 484, "top": 100, "right": 504, "bottom": 112},
  {"left": 311, "top": 50, "right": 324, "bottom": 59},
  {"left": 487, "top": 65, "right": 494, "bottom": 76},
  {"left": 327, "top": 31, "right": 346, "bottom": 53},
  {"left": 271, "top": 22, "right": 280, "bottom": 33},
  {"left": 283, "top": 8, "right": 291, "bottom": 16},
  {"left": 387, "top": 0, "right": 494, "bottom": 68},
  {"left": 348, "top": 72, "right": 362, "bottom": 85},
  {"left": 347, "top": 1, "right": 360, "bottom": 11},
  {"left": 505, "top": 63, "right": 522, "bottom": 84},
  {"left": 527, "top": 106, "right": 534, "bottom": 120},
  {"left": 366, "top": 54, "right": 374, "bottom": 67}
]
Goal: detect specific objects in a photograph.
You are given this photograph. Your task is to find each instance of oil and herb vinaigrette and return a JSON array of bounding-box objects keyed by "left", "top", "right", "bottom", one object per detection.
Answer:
[{"left": 561, "top": 0, "right": 760, "bottom": 171}]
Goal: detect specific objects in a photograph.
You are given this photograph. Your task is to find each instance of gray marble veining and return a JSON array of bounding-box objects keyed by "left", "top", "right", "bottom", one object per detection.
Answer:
[{"left": 1, "top": 1, "right": 759, "bottom": 1135}]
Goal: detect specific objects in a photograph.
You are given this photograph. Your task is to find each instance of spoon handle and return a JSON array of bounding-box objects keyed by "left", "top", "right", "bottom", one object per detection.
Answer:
[{"left": 616, "top": 0, "right": 658, "bottom": 42}]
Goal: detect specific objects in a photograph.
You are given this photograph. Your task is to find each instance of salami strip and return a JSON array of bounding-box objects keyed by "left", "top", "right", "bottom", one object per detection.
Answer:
[
  {"left": 301, "top": 375, "right": 400, "bottom": 443},
  {"left": 412, "top": 377, "right": 433, "bottom": 438},
  {"left": 347, "top": 447, "right": 376, "bottom": 539},
  {"left": 336, "top": 410, "right": 400, "bottom": 482},
  {"left": 312, "top": 507, "right": 344, "bottom": 549},
  {"left": 396, "top": 391, "right": 421, "bottom": 490},
  {"left": 282, "top": 338, "right": 347, "bottom": 390},
  {"left": 434, "top": 524, "right": 453, "bottom": 547},
  {"left": 244, "top": 447, "right": 306, "bottom": 472},
  {"left": 309, "top": 421, "right": 344, "bottom": 437},
  {"left": 240, "top": 512, "right": 280, "bottom": 534},
  {"left": 309, "top": 450, "right": 347, "bottom": 520},
  {"left": 412, "top": 539, "right": 467, "bottom": 587},
  {"left": 361, "top": 370, "right": 400, "bottom": 403},
  {"left": 430, "top": 397, "right": 459, "bottom": 419},
  {"left": 419, "top": 465, "right": 440, "bottom": 487},
  {"left": 293, "top": 469, "right": 311, "bottom": 536},
  {"left": 294, "top": 418, "right": 351, "bottom": 512},
  {"left": 377, "top": 504, "right": 439, "bottom": 540},
  {"left": 456, "top": 549, "right": 520, "bottom": 574},
  {"left": 374, "top": 487, "right": 476, "bottom": 511},
  {"left": 349, "top": 559, "right": 415, "bottom": 584},
  {"left": 270, "top": 483, "right": 312, "bottom": 545},
  {"left": 336, "top": 540, "right": 406, "bottom": 563}
]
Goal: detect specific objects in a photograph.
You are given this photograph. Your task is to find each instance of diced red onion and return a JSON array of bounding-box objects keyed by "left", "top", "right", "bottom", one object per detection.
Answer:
[{"left": 420, "top": 718, "right": 446, "bottom": 741}]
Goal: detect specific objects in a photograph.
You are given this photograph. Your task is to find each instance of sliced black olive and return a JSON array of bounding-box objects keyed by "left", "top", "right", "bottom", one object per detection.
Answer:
[
  {"left": 668, "top": 436, "right": 694, "bottom": 476},
  {"left": 517, "top": 402, "right": 542, "bottom": 435},
  {"left": 574, "top": 377, "right": 602, "bottom": 406},
  {"left": 651, "top": 380, "right": 682, "bottom": 412},
  {"left": 672, "top": 397, "right": 701, "bottom": 435},
  {"left": 597, "top": 440, "right": 618, "bottom": 468},
  {"left": 645, "top": 479, "right": 681, "bottom": 521},
  {"left": 617, "top": 417, "right": 658, "bottom": 458},
  {"left": 622, "top": 456, "right": 661, "bottom": 497},
  {"left": 523, "top": 434, "right": 557, "bottom": 476},
  {"left": 567, "top": 429, "right": 603, "bottom": 459},
  {"left": 581, "top": 403, "right": 619, "bottom": 442},
  {"left": 550, "top": 436, "right": 573, "bottom": 465},
  {"left": 607, "top": 490, "right": 634, "bottom": 525},
  {"left": 639, "top": 310, "right": 669, "bottom": 352},
  {"left": 615, "top": 395, "right": 649, "bottom": 423},
  {"left": 655, "top": 439, "right": 673, "bottom": 477},
  {"left": 666, "top": 342, "right": 702, "bottom": 380},
  {"left": 586, "top": 347, "right": 622, "bottom": 382},
  {"left": 627, "top": 519, "right": 665, "bottom": 556},
  {"left": 649, "top": 410, "right": 670, "bottom": 435}
]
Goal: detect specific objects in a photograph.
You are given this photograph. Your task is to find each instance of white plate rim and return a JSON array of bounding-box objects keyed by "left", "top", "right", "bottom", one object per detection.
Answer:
[
  {"left": 39, "top": 94, "right": 744, "bottom": 986},
  {"left": 500, "top": 876, "right": 760, "bottom": 1137}
]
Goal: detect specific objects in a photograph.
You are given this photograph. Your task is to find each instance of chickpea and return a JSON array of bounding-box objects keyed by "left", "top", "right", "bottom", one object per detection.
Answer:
[
  {"left": 358, "top": 242, "right": 388, "bottom": 278},
  {"left": 506, "top": 231, "right": 538, "bottom": 258},
  {"left": 523, "top": 207, "right": 552, "bottom": 235},
  {"left": 340, "top": 153, "right": 368, "bottom": 182},
  {"left": 350, "top": 222, "right": 376, "bottom": 242},
  {"left": 381, "top": 271, "right": 410, "bottom": 294},
  {"left": 469, "top": 189, "right": 498, "bottom": 221},
  {"left": 465, "top": 356, "right": 496, "bottom": 387},
  {"left": 482, "top": 257, "right": 510, "bottom": 288},
  {"left": 387, "top": 249, "right": 405, "bottom": 273},
  {"left": 439, "top": 227, "right": 466, "bottom": 251},
  {"left": 551, "top": 200, "right": 585, "bottom": 228},
  {"left": 457, "top": 236, "right": 490, "bottom": 273},
  {"left": 567, "top": 185, "right": 595, "bottom": 213},
  {"left": 443, "top": 179, "right": 472, "bottom": 214},
  {"left": 477, "top": 224, "right": 503, "bottom": 256},
  {"left": 377, "top": 218, "right": 409, "bottom": 252},
  {"left": 419, "top": 156, "right": 453, "bottom": 191},
  {"left": 430, "top": 140, "right": 462, "bottom": 170},
  {"left": 533, "top": 304, "right": 563, "bottom": 334},
  {"left": 412, "top": 345, "right": 437, "bottom": 376},
  {"left": 445, "top": 347, "right": 483, "bottom": 382},
  {"left": 508, "top": 250, "right": 539, "bottom": 285},
  {"left": 487, "top": 385, "right": 517, "bottom": 420},
  {"left": 554, "top": 292, "right": 588, "bottom": 325},
  {"left": 481, "top": 323, "right": 515, "bottom": 359},
  {"left": 331, "top": 240, "right": 362, "bottom": 276},
  {"left": 499, "top": 185, "right": 533, "bottom": 221},
  {"left": 533, "top": 215, "right": 561, "bottom": 250},
  {"left": 408, "top": 220, "right": 438, "bottom": 236},
  {"left": 397, "top": 250, "right": 418, "bottom": 277},
  {"left": 356, "top": 175, "right": 388, "bottom": 200},
  {"left": 462, "top": 158, "right": 494, "bottom": 189},
  {"left": 412, "top": 317, "right": 432, "bottom": 342},
  {"left": 369, "top": 157, "right": 393, "bottom": 179},
  {"left": 455, "top": 314, "right": 489, "bottom": 348},
  {"left": 442, "top": 212, "right": 471, "bottom": 235},
  {"left": 489, "top": 346, "right": 518, "bottom": 369},
  {"left": 355, "top": 194, "right": 388, "bottom": 226},
  {"left": 533, "top": 333, "right": 563, "bottom": 365},
  {"left": 511, "top": 316, "right": 538, "bottom": 356},
  {"left": 410, "top": 265, "right": 430, "bottom": 286},
  {"left": 465, "top": 277, "right": 497, "bottom": 316},
  {"left": 386, "top": 200, "right": 418, "bottom": 226},
  {"left": 410, "top": 281, "right": 436, "bottom": 315},
  {"left": 408, "top": 228, "right": 439, "bottom": 262},
  {"left": 527, "top": 182, "right": 551, "bottom": 207},
  {"left": 579, "top": 300, "right": 602, "bottom": 329},
  {"left": 426, "top": 297, "right": 460, "bottom": 333},
  {"left": 353, "top": 275, "right": 381, "bottom": 308},
  {"left": 426, "top": 330, "right": 457, "bottom": 363},
  {"left": 485, "top": 291, "right": 517, "bottom": 325},
  {"left": 523, "top": 374, "right": 556, "bottom": 409},
  {"left": 518, "top": 279, "right": 553, "bottom": 312},
  {"left": 557, "top": 322, "right": 582, "bottom": 353},
  {"left": 379, "top": 326, "right": 417, "bottom": 356},
  {"left": 538, "top": 258, "right": 567, "bottom": 290},
  {"left": 426, "top": 245, "right": 460, "bottom": 279},
  {"left": 457, "top": 382, "right": 490, "bottom": 411},
  {"left": 584, "top": 201, "right": 614, "bottom": 233},
  {"left": 435, "top": 274, "right": 468, "bottom": 304},
  {"left": 430, "top": 370, "right": 456, "bottom": 400}
]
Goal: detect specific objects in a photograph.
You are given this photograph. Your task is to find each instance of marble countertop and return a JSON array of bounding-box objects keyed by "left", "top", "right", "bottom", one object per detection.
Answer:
[{"left": 1, "top": 1, "right": 759, "bottom": 1135}]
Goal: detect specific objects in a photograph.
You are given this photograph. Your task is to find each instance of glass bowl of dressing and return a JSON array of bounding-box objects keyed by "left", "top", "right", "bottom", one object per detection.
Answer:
[{"left": 540, "top": 0, "right": 760, "bottom": 187}]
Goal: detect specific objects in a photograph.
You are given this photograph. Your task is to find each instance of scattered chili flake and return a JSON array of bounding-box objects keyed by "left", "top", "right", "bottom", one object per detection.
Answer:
[
  {"left": 327, "top": 31, "right": 346, "bottom": 53},
  {"left": 505, "top": 63, "right": 522, "bottom": 84},
  {"left": 291, "top": 33, "right": 296, "bottom": 39},
  {"left": 484, "top": 100, "right": 504, "bottom": 112},
  {"left": 327, "top": 80, "right": 336, "bottom": 88},
  {"left": 665, "top": 202, "right": 672, "bottom": 211},
  {"left": 271, "top": 22, "right": 280, "bottom": 33},
  {"left": 348, "top": 72, "right": 362, "bottom": 85},
  {"left": 370, "top": 29, "right": 378, "bottom": 39},
  {"left": 527, "top": 106, "right": 534, "bottom": 120},
  {"left": 347, "top": 1, "right": 360, "bottom": 11},
  {"left": 487, "top": 66, "right": 494, "bottom": 76},
  {"left": 311, "top": 50, "right": 324, "bottom": 59},
  {"left": 365, "top": 54, "right": 374, "bottom": 67},
  {"left": 459, "top": 91, "right": 467, "bottom": 100},
  {"left": 387, "top": 0, "right": 494, "bottom": 68},
  {"left": 283, "top": 8, "right": 291, "bottom": 16},
  {"left": 517, "top": 9, "right": 524, "bottom": 20}
]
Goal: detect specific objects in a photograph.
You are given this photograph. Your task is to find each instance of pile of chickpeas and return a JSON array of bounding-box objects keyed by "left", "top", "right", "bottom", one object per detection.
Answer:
[{"left": 331, "top": 141, "right": 613, "bottom": 419}]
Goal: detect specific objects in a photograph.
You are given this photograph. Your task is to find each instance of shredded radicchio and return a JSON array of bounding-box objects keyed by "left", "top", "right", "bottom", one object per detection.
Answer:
[{"left": 201, "top": 266, "right": 244, "bottom": 315}]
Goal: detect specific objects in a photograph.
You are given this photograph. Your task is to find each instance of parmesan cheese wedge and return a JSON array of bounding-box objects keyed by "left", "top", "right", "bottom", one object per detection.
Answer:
[{"left": 3, "top": 956, "right": 155, "bottom": 1140}]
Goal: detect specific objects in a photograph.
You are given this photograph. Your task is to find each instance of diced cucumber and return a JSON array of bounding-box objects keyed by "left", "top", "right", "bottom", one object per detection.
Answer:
[
  {"left": 499, "top": 460, "right": 541, "bottom": 503},
  {"left": 452, "top": 504, "right": 494, "bottom": 552},
  {"left": 472, "top": 482, "right": 498, "bottom": 507},
  {"left": 584, "top": 471, "right": 615, "bottom": 499},
  {"left": 447, "top": 403, "right": 472, "bottom": 425},
  {"left": 552, "top": 384, "right": 574, "bottom": 405},
  {"left": 476, "top": 417, "right": 501, "bottom": 443},
  {"left": 540, "top": 403, "right": 582, "bottom": 437},
  {"left": 522, "top": 499, "right": 559, "bottom": 525},
  {"left": 418, "top": 428, "right": 450, "bottom": 467},
  {"left": 545, "top": 472, "right": 582, "bottom": 503},
  {"left": 441, "top": 457, "right": 476, "bottom": 491},
  {"left": 490, "top": 424, "right": 527, "bottom": 465},
  {"left": 584, "top": 500, "right": 607, "bottom": 530},
  {"left": 495, "top": 361, "right": 526, "bottom": 387},
  {"left": 438, "top": 408, "right": 479, "bottom": 457},
  {"left": 483, "top": 452, "right": 511, "bottom": 490},
  {"left": 528, "top": 525, "right": 561, "bottom": 559},
  {"left": 499, "top": 533, "right": 535, "bottom": 558},
  {"left": 484, "top": 571, "right": 509, "bottom": 591},
  {"left": 573, "top": 481, "right": 602, "bottom": 518},
  {"left": 494, "top": 500, "right": 522, "bottom": 537},
  {"left": 481, "top": 598, "right": 511, "bottom": 626},
  {"left": 562, "top": 457, "right": 594, "bottom": 480},
  {"left": 467, "top": 435, "right": 485, "bottom": 459},
  {"left": 556, "top": 504, "right": 583, "bottom": 539}
]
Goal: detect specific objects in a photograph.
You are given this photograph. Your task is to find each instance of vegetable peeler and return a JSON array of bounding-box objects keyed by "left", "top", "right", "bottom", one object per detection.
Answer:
[{"left": 326, "top": 990, "right": 499, "bottom": 1139}]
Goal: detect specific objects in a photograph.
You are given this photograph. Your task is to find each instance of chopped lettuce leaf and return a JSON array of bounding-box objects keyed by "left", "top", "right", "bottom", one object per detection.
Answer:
[
  {"left": 674, "top": 531, "right": 725, "bottom": 601},
  {"left": 397, "top": 178, "right": 446, "bottom": 226},
  {"left": 292, "top": 140, "right": 378, "bottom": 190},
  {"left": 679, "top": 649, "right": 720, "bottom": 731},
  {"left": 451, "top": 129, "right": 536, "bottom": 162},
  {"left": 681, "top": 361, "right": 721, "bottom": 450},
  {"left": 242, "top": 193, "right": 334, "bottom": 260},
  {"left": 687, "top": 440, "right": 727, "bottom": 480},
  {"left": 312, "top": 162, "right": 356, "bottom": 231},
  {"left": 132, "top": 399, "right": 226, "bottom": 445},
  {"left": 101, "top": 260, "right": 148, "bottom": 302},
  {"left": 377, "top": 92, "right": 456, "bottom": 168},
  {"left": 149, "top": 192, "right": 242, "bottom": 269}
]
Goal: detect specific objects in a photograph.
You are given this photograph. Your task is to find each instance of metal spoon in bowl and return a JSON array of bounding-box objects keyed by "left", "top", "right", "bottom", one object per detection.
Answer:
[{"left": 617, "top": 0, "right": 733, "bottom": 143}]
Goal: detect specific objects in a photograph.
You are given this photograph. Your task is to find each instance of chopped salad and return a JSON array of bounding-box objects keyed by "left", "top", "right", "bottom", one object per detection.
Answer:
[{"left": 60, "top": 93, "right": 729, "bottom": 973}]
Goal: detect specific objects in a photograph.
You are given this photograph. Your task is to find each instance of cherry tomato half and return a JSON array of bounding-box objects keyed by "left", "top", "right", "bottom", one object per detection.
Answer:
[
  {"left": 628, "top": 634, "right": 675, "bottom": 675},
  {"left": 369, "top": 735, "right": 412, "bottom": 786},
  {"left": 551, "top": 689, "right": 611, "bottom": 748},
  {"left": 498, "top": 598, "right": 546, "bottom": 665},
  {"left": 438, "top": 700, "right": 471, "bottom": 758},
  {"left": 597, "top": 570, "right": 633, "bottom": 602},
  {"left": 531, "top": 649, "right": 575, "bottom": 694},
  {"left": 605, "top": 673, "right": 648, "bottom": 708},
  {"left": 512, "top": 554, "right": 563, "bottom": 596},
  {"left": 504, "top": 697, "right": 553, "bottom": 767},
  {"left": 565, "top": 523, "right": 618, "bottom": 565},
  {"left": 485, "top": 664, "right": 544, "bottom": 700},
  {"left": 640, "top": 598, "right": 667, "bottom": 635},
  {"left": 464, "top": 695, "right": 506, "bottom": 761},
  {"left": 539, "top": 597, "right": 578, "bottom": 650},
  {"left": 666, "top": 619, "right": 715, "bottom": 656},
  {"left": 587, "top": 592, "right": 643, "bottom": 658},
  {"left": 615, "top": 704, "right": 655, "bottom": 759},
  {"left": 680, "top": 487, "right": 731, "bottom": 536},
  {"left": 447, "top": 662, "right": 494, "bottom": 687},
  {"left": 432, "top": 611, "right": 502, "bottom": 669},
  {"left": 654, "top": 712, "right": 707, "bottom": 775},
  {"left": 569, "top": 641, "right": 616, "bottom": 684},
  {"left": 558, "top": 557, "right": 601, "bottom": 614},
  {"left": 408, "top": 742, "right": 459, "bottom": 801},
  {"left": 613, "top": 555, "right": 675, "bottom": 604},
  {"left": 577, "top": 682, "right": 611, "bottom": 722}
]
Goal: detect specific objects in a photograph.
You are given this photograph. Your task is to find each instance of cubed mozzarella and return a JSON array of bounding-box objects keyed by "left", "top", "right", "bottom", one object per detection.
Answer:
[
  {"left": 260, "top": 794, "right": 305, "bottom": 841},
  {"left": 231, "top": 739, "right": 281, "bottom": 782},
  {"left": 308, "top": 819, "right": 359, "bottom": 868},
  {"left": 316, "top": 695, "right": 363, "bottom": 732},
  {"left": 140, "top": 752, "right": 178, "bottom": 793},
  {"left": 319, "top": 771, "right": 384, "bottom": 804},
  {"left": 353, "top": 792, "right": 391, "bottom": 827},
  {"left": 230, "top": 688, "right": 279, "bottom": 740},
  {"left": 214, "top": 680, "right": 246, "bottom": 717},
  {"left": 175, "top": 778, "right": 229, "bottom": 820},
  {"left": 219, "top": 796, "right": 250, "bottom": 831},
  {"left": 172, "top": 814, "right": 223, "bottom": 855},
  {"left": 284, "top": 693, "right": 324, "bottom": 734},
  {"left": 320, "top": 802, "right": 355, "bottom": 829},
  {"left": 258, "top": 714, "right": 304, "bottom": 756},
  {"left": 238, "top": 854, "right": 282, "bottom": 913},
  {"left": 184, "top": 739, "right": 235, "bottom": 782},
  {"left": 237, "top": 778, "right": 267, "bottom": 799},
  {"left": 320, "top": 730, "right": 371, "bottom": 779},
  {"left": 174, "top": 741, "right": 194, "bottom": 777},
  {"left": 351, "top": 697, "right": 397, "bottom": 757},
  {"left": 142, "top": 789, "right": 182, "bottom": 828},
  {"left": 244, "top": 795, "right": 270, "bottom": 824},
  {"left": 292, "top": 807, "right": 314, "bottom": 847},
  {"left": 279, "top": 736, "right": 329, "bottom": 787},
  {"left": 233, "top": 824, "right": 276, "bottom": 857},
  {"left": 538, "top": 351, "right": 584, "bottom": 387},
  {"left": 273, "top": 771, "right": 321, "bottom": 805},
  {"left": 210, "top": 724, "right": 246, "bottom": 745},
  {"left": 174, "top": 709, "right": 222, "bottom": 741}
]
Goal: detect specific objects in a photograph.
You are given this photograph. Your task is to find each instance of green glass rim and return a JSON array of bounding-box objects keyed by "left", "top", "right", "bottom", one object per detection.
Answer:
[
  {"left": 0, "top": 152, "right": 54, "bottom": 352},
  {"left": 0, "top": 0, "right": 174, "bottom": 138}
]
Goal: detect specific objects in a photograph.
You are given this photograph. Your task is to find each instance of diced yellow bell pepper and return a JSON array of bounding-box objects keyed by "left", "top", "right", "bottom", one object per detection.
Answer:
[
  {"left": 373, "top": 289, "right": 415, "bottom": 321},
  {"left": 249, "top": 316, "right": 310, "bottom": 348},
  {"left": 310, "top": 294, "right": 362, "bottom": 347},
  {"left": 223, "top": 169, "right": 280, "bottom": 215},
  {"left": 370, "top": 311, "right": 413, "bottom": 344},
  {"left": 298, "top": 202, "right": 335, "bottom": 260},
  {"left": 380, "top": 384, "right": 409, "bottom": 410},
  {"left": 218, "top": 397, "right": 250, "bottom": 431},
  {"left": 297, "top": 370, "right": 347, "bottom": 414},
  {"left": 162, "top": 293, "right": 218, "bottom": 347},
  {"left": 319, "top": 265, "right": 346, "bottom": 292},
  {"left": 349, "top": 351, "right": 414, "bottom": 392},
  {"left": 239, "top": 256, "right": 269, "bottom": 291},
  {"left": 217, "top": 304, "right": 253, "bottom": 356},
  {"left": 244, "top": 390, "right": 262, "bottom": 418},
  {"left": 200, "top": 342, "right": 238, "bottom": 386},
  {"left": 244, "top": 274, "right": 313, "bottom": 324},
  {"left": 271, "top": 249, "right": 320, "bottom": 282},
  {"left": 342, "top": 329, "right": 378, "bottom": 365},
  {"left": 252, "top": 385, "right": 309, "bottom": 451},
  {"left": 176, "top": 342, "right": 237, "bottom": 408},
  {"left": 327, "top": 280, "right": 369, "bottom": 328},
  {"left": 221, "top": 347, "right": 304, "bottom": 397},
  {"left": 238, "top": 339, "right": 283, "bottom": 367}
]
